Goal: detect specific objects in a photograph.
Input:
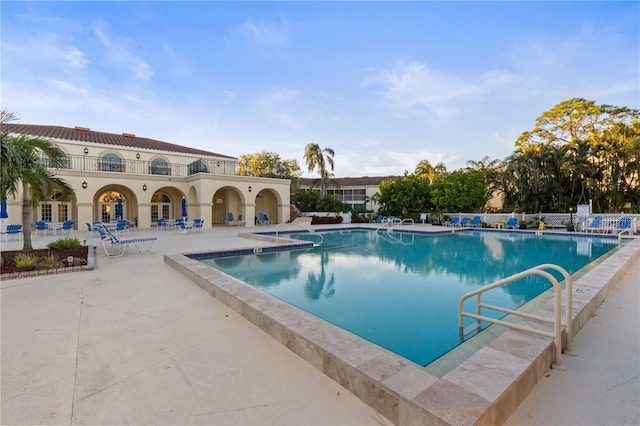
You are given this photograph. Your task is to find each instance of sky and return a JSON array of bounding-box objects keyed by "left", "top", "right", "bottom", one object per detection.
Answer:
[{"left": 2, "top": 1, "right": 638, "bottom": 178}]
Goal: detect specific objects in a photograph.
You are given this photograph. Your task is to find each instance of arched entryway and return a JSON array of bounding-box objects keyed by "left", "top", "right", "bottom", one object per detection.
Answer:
[
  {"left": 149, "top": 186, "right": 185, "bottom": 225},
  {"left": 93, "top": 185, "right": 138, "bottom": 224},
  {"left": 254, "top": 189, "right": 279, "bottom": 224},
  {"left": 212, "top": 186, "right": 244, "bottom": 225}
]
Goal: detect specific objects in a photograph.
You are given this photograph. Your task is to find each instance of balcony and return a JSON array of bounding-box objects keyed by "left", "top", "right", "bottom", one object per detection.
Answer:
[{"left": 46, "top": 154, "right": 238, "bottom": 177}]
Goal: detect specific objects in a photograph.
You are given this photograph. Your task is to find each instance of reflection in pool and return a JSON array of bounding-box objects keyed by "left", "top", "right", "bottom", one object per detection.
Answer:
[{"left": 199, "top": 230, "right": 619, "bottom": 366}]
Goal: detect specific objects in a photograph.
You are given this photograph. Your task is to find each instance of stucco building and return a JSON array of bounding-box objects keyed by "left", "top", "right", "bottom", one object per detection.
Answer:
[{"left": 3, "top": 124, "right": 292, "bottom": 229}]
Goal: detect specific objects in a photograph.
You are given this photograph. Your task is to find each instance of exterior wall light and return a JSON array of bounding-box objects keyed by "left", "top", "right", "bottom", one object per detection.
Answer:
[
  {"left": 248, "top": 186, "right": 252, "bottom": 192},
  {"left": 136, "top": 153, "right": 141, "bottom": 159},
  {"left": 84, "top": 147, "right": 89, "bottom": 155},
  {"left": 142, "top": 184, "right": 147, "bottom": 191},
  {"left": 82, "top": 181, "right": 88, "bottom": 189},
  {"left": 217, "top": 161, "right": 221, "bottom": 167}
]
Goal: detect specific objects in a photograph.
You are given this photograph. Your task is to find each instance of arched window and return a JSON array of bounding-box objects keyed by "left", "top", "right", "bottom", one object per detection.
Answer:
[
  {"left": 150, "top": 158, "right": 170, "bottom": 175},
  {"left": 41, "top": 152, "right": 69, "bottom": 169},
  {"left": 150, "top": 192, "right": 172, "bottom": 223},
  {"left": 101, "top": 153, "right": 124, "bottom": 172}
]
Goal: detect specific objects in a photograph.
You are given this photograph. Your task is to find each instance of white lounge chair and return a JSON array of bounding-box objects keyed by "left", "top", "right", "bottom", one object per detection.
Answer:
[{"left": 97, "top": 226, "right": 158, "bottom": 257}]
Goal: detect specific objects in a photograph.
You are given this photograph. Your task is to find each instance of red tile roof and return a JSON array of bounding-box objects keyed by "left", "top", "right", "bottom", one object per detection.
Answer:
[
  {"left": 2, "top": 123, "right": 236, "bottom": 159},
  {"left": 299, "top": 176, "right": 398, "bottom": 187}
]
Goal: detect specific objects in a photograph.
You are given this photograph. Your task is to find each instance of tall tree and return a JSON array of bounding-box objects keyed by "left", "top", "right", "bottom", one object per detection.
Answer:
[
  {"left": 0, "top": 110, "right": 74, "bottom": 250},
  {"left": 303, "top": 143, "right": 335, "bottom": 197},
  {"left": 236, "top": 151, "right": 301, "bottom": 183},
  {"left": 415, "top": 159, "right": 436, "bottom": 183}
]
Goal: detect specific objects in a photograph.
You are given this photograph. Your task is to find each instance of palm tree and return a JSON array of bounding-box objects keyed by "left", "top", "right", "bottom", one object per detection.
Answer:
[
  {"left": 1, "top": 110, "right": 74, "bottom": 251},
  {"left": 415, "top": 159, "right": 436, "bottom": 183},
  {"left": 303, "top": 143, "right": 335, "bottom": 198}
]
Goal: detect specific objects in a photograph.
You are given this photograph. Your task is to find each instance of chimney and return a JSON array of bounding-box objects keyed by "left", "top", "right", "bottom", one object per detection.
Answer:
[
  {"left": 122, "top": 132, "right": 136, "bottom": 138},
  {"left": 74, "top": 126, "right": 90, "bottom": 132}
]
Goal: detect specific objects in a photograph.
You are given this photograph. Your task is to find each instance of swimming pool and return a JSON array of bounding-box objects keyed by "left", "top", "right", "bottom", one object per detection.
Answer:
[{"left": 199, "top": 229, "right": 619, "bottom": 366}]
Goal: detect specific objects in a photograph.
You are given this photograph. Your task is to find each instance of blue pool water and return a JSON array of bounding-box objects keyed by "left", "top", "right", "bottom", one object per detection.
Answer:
[{"left": 200, "top": 229, "right": 619, "bottom": 366}]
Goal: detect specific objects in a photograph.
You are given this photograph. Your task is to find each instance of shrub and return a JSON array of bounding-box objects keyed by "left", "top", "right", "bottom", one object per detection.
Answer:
[
  {"left": 311, "top": 215, "right": 343, "bottom": 225},
  {"left": 14, "top": 253, "right": 39, "bottom": 270},
  {"left": 47, "top": 237, "right": 82, "bottom": 250}
]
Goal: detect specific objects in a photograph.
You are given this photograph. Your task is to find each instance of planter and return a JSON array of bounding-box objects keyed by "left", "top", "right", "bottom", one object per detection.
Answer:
[{"left": 1, "top": 246, "right": 89, "bottom": 275}]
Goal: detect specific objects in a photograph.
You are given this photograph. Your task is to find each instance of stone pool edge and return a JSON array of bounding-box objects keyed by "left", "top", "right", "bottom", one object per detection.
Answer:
[{"left": 164, "top": 237, "right": 640, "bottom": 425}]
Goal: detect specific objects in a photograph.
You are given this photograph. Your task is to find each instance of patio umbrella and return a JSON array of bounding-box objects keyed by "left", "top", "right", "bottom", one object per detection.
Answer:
[
  {"left": 0, "top": 200, "right": 8, "bottom": 219},
  {"left": 116, "top": 197, "right": 123, "bottom": 219},
  {"left": 181, "top": 197, "right": 187, "bottom": 220}
]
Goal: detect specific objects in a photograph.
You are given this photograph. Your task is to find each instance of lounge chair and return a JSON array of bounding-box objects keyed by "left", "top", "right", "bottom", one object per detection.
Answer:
[
  {"left": 507, "top": 217, "right": 519, "bottom": 229},
  {"left": 460, "top": 217, "right": 470, "bottom": 227},
  {"left": 1, "top": 224, "right": 23, "bottom": 241},
  {"left": 614, "top": 217, "right": 634, "bottom": 235},
  {"left": 96, "top": 226, "right": 158, "bottom": 257},
  {"left": 583, "top": 216, "right": 604, "bottom": 233},
  {"left": 370, "top": 215, "right": 384, "bottom": 223},
  {"left": 471, "top": 216, "right": 481, "bottom": 227}
]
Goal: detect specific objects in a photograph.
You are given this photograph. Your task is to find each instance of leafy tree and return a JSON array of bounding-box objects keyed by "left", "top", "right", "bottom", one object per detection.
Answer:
[
  {"left": 506, "top": 98, "right": 639, "bottom": 212},
  {"left": 1, "top": 110, "right": 74, "bottom": 251},
  {"left": 415, "top": 159, "right": 436, "bottom": 183},
  {"left": 303, "top": 143, "right": 335, "bottom": 197},
  {"left": 431, "top": 169, "right": 488, "bottom": 212},
  {"left": 375, "top": 173, "right": 432, "bottom": 216},
  {"left": 292, "top": 189, "right": 320, "bottom": 212},
  {"left": 237, "top": 151, "right": 301, "bottom": 183}
]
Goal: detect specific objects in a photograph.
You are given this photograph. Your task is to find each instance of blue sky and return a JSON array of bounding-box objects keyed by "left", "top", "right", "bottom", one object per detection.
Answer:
[{"left": 2, "top": 1, "right": 638, "bottom": 178}]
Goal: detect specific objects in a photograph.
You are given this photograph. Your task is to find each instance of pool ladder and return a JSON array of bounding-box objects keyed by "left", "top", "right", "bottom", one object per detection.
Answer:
[
  {"left": 275, "top": 223, "right": 324, "bottom": 246},
  {"left": 458, "top": 264, "right": 574, "bottom": 369}
]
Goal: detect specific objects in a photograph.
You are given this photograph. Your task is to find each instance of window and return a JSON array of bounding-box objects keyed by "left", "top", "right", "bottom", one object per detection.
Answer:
[
  {"left": 150, "top": 158, "right": 170, "bottom": 175},
  {"left": 101, "top": 153, "right": 124, "bottom": 172},
  {"left": 57, "top": 204, "right": 69, "bottom": 222},
  {"left": 41, "top": 204, "right": 52, "bottom": 222},
  {"left": 41, "top": 152, "right": 69, "bottom": 169}
]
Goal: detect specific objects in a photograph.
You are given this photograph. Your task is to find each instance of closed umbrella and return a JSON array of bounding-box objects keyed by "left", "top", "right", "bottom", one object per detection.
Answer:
[
  {"left": 0, "top": 200, "right": 8, "bottom": 219},
  {"left": 116, "top": 197, "right": 123, "bottom": 219},
  {"left": 181, "top": 197, "right": 187, "bottom": 220}
]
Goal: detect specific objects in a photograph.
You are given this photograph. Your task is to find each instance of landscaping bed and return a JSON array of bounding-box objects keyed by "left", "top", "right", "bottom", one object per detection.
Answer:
[{"left": 1, "top": 246, "right": 90, "bottom": 275}]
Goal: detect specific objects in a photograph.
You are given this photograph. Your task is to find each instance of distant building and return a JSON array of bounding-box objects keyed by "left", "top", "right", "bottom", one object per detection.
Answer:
[
  {"left": 3, "top": 124, "right": 291, "bottom": 228},
  {"left": 298, "top": 176, "right": 397, "bottom": 212}
]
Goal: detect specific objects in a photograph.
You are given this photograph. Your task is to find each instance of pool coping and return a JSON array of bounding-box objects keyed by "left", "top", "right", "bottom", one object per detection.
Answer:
[{"left": 165, "top": 229, "right": 640, "bottom": 425}]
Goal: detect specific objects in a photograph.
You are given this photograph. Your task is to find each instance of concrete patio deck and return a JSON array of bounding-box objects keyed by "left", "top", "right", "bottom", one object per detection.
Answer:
[{"left": 1, "top": 225, "right": 638, "bottom": 425}]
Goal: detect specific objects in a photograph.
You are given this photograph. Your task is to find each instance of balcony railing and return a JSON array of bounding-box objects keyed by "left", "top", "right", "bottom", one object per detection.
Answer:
[{"left": 46, "top": 155, "right": 238, "bottom": 177}]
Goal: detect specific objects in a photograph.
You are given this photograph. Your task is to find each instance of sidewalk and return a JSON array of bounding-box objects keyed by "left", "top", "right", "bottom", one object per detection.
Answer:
[{"left": 1, "top": 227, "right": 638, "bottom": 425}]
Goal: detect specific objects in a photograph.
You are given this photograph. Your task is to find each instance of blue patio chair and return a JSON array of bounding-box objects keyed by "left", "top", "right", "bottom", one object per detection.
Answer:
[
  {"left": 156, "top": 218, "right": 169, "bottom": 231},
  {"left": 193, "top": 219, "right": 204, "bottom": 230},
  {"left": 447, "top": 217, "right": 460, "bottom": 227},
  {"left": 471, "top": 216, "right": 481, "bottom": 227},
  {"left": 614, "top": 217, "right": 634, "bottom": 235},
  {"left": 257, "top": 211, "right": 272, "bottom": 225},
  {"left": 460, "top": 217, "right": 470, "bottom": 227},
  {"left": 507, "top": 217, "right": 519, "bottom": 229},
  {"left": 35, "top": 220, "right": 49, "bottom": 236},
  {"left": 584, "top": 216, "right": 604, "bottom": 233},
  {"left": 86, "top": 222, "right": 101, "bottom": 238},
  {"left": 226, "top": 212, "right": 236, "bottom": 226},
  {"left": 369, "top": 215, "right": 384, "bottom": 223},
  {"left": 2, "top": 224, "right": 23, "bottom": 241},
  {"left": 61, "top": 220, "right": 75, "bottom": 235},
  {"left": 96, "top": 226, "right": 158, "bottom": 257},
  {"left": 115, "top": 220, "right": 129, "bottom": 236},
  {"left": 178, "top": 220, "right": 194, "bottom": 233}
]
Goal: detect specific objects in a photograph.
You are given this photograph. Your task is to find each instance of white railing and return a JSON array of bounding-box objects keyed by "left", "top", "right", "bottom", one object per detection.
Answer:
[{"left": 458, "top": 264, "right": 573, "bottom": 368}]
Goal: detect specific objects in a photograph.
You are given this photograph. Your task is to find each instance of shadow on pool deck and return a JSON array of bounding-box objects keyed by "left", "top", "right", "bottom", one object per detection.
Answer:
[{"left": 1, "top": 224, "right": 638, "bottom": 425}]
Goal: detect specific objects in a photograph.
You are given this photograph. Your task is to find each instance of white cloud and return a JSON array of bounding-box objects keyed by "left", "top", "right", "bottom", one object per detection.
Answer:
[
  {"left": 239, "top": 15, "right": 289, "bottom": 45},
  {"left": 93, "top": 22, "right": 154, "bottom": 80},
  {"left": 3, "top": 36, "right": 88, "bottom": 69},
  {"left": 363, "top": 61, "right": 513, "bottom": 126}
]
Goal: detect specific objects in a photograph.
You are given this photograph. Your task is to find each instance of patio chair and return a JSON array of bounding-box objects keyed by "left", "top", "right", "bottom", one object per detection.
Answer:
[
  {"left": 86, "top": 222, "right": 101, "bottom": 239},
  {"left": 115, "top": 220, "right": 129, "bottom": 236},
  {"left": 614, "top": 217, "right": 634, "bottom": 236},
  {"left": 257, "top": 211, "right": 271, "bottom": 225},
  {"left": 193, "top": 219, "right": 204, "bottom": 230},
  {"left": 96, "top": 226, "right": 158, "bottom": 257},
  {"left": 226, "top": 212, "right": 237, "bottom": 226},
  {"left": 369, "top": 215, "right": 384, "bottom": 223},
  {"left": 471, "top": 216, "right": 481, "bottom": 227},
  {"left": 35, "top": 220, "right": 49, "bottom": 236},
  {"left": 507, "top": 217, "right": 519, "bottom": 229},
  {"left": 156, "top": 218, "right": 169, "bottom": 231},
  {"left": 178, "top": 220, "right": 194, "bottom": 234},
  {"left": 447, "top": 217, "right": 460, "bottom": 227},
  {"left": 460, "top": 217, "right": 470, "bottom": 227},
  {"left": 1, "top": 224, "right": 23, "bottom": 241},
  {"left": 583, "top": 216, "right": 604, "bottom": 233},
  {"left": 61, "top": 220, "right": 75, "bottom": 235}
]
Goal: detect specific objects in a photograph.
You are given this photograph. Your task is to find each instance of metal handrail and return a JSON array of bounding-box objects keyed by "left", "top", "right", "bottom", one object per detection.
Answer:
[
  {"left": 275, "top": 223, "right": 324, "bottom": 246},
  {"left": 458, "top": 264, "right": 573, "bottom": 367}
]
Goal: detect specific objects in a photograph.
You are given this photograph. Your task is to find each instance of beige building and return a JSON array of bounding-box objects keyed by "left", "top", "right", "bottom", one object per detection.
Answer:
[
  {"left": 297, "top": 176, "right": 395, "bottom": 212},
  {"left": 3, "top": 124, "right": 291, "bottom": 229}
]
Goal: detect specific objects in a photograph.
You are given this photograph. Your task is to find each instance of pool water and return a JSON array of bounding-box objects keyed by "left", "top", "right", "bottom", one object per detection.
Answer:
[{"left": 201, "top": 230, "right": 619, "bottom": 366}]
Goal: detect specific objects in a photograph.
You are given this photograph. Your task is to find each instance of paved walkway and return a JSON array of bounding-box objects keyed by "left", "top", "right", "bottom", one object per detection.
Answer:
[{"left": 1, "top": 226, "right": 638, "bottom": 425}]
